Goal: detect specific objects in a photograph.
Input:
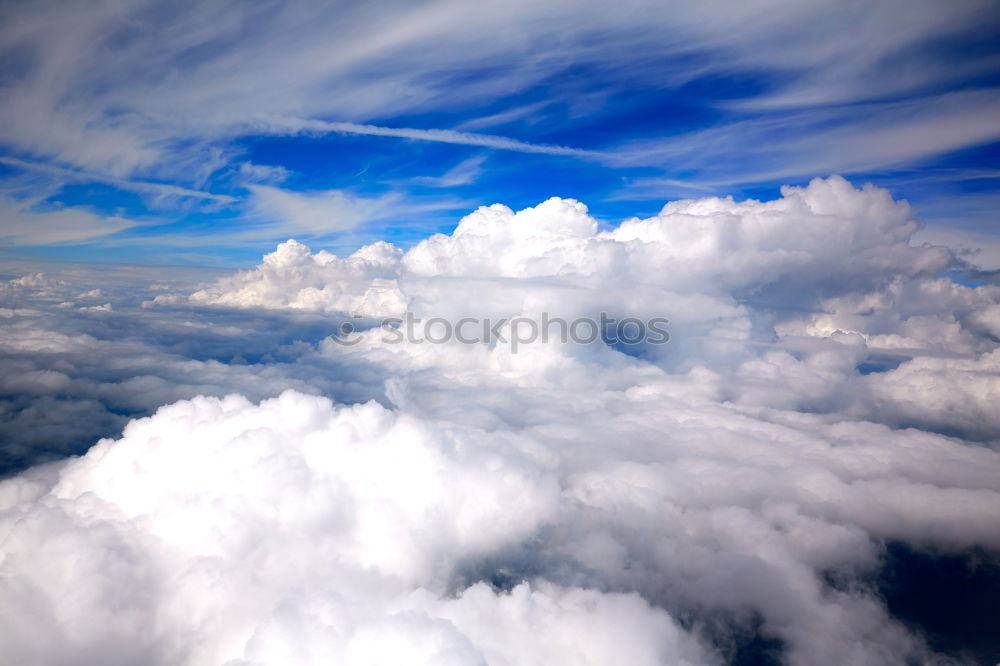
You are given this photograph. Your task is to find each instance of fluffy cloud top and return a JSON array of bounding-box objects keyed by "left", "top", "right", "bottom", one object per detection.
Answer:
[
  {"left": 189, "top": 176, "right": 988, "bottom": 379},
  {"left": 0, "top": 392, "right": 712, "bottom": 666},
  {"left": 201, "top": 177, "right": 950, "bottom": 312},
  {"left": 190, "top": 239, "right": 405, "bottom": 317}
]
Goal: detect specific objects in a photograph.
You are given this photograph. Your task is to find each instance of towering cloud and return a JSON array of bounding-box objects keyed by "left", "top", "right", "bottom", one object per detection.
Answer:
[{"left": 189, "top": 238, "right": 406, "bottom": 316}]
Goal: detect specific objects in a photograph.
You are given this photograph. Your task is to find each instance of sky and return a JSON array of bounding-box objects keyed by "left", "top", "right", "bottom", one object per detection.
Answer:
[
  {"left": 2, "top": 3, "right": 1000, "bottom": 666},
  {"left": 0, "top": 0, "right": 999, "bottom": 266}
]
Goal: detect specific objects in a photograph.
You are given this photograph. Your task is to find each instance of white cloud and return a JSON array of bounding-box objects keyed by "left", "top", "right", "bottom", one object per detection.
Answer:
[
  {"left": 79, "top": 302, "right": 112, "bottom": 312},
  {"left": 1, "top": 0, "right": 996, "bottom": 180},
  {"left": 0, "top": 194, "right": 135, "bottom": 245},
  {"left": 192, "top": 177, "right": 962, "bottom": 368},
  {"left": 611, "top": 89, "right": 1000, "bottom": 184},
  {"left": 190, "top": 238, "right": 406, "bottom": 316},
  {"left": 235, "top": 162, "right": 292, "bottom": 186},
  {"left": 268, "top": 118, "right": 600, "bottom": 159},
  {"left": 913, "top": 226, "right": 1000, "bottom": 271},
  {"left": 3, "top": 176, "right": 1000, "bottom": 664},
  {"left": 0, "top": 391, "right": 716, "bottom": 665},
  {"left": 221, "top": 184, "right": 471, "bottom": 245},
  {"left": 0, "top": 156, "right": 237, "bottom": 205},
  {"left": 411, "top": 155, "right": 487, "bottom": 188},
  {"left": 247, "top": 185, "right": 400, "bottom": 234},
  {"left": 454, "top": 101, "right": 553, "bottom": 131}
]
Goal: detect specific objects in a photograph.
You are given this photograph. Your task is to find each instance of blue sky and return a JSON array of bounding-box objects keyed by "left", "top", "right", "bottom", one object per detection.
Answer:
[{"left": 1, "top": 0, "right": 999, "bottom": 267}]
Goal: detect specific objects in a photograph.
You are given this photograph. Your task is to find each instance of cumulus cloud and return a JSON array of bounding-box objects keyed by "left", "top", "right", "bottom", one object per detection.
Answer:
[
  {"left": 3, "top": 177, "right": 1000, "bottom": 664},
  {"left": 0, "top": 391, "right": 719, "bottom": 665},
  {"left": 913, "top": 225, "right": 1000, "bottom": 271},
  {"left": 190, "top": 175, "right": 971, "bottom": 375},
  {"left": 190, "top": 238, "right": 406, "bottom": 316}
]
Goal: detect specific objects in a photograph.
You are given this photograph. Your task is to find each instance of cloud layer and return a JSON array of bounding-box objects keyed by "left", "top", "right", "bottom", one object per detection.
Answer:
[{"left": 2, "top": 177, "right": 999, "bottom": 664}]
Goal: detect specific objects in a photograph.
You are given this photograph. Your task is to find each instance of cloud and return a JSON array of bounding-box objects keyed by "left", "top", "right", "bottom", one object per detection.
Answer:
[
  {"left": 189, "top": 237, "right": 406, "bottom": 315},
  {"left": 0, "top": 263, "right": 388, "bottom": 473},
  {"left": 0, "top": 193, "right": 135, "bottom": 245},
  {"left": 924, "top": 232, "right": 1000, "bottom": 271},
  {"left": 454, "top": 101, "right": 553, "bottom": 131},
  {"left": 0, "top": 391, "right": 719, "bottom": 665},
  {"left": 234, "top": 162, "right": 292, "bottom": 186},
  {"left": 411, "top": 155, "right": 487, "bottom": 188},
  {"left": 2, "top": 0, "right": 996, "bottom": 182},
  {"left": 240, "top": 184, "right": 472, "bottom": 243},
  {"left": 2, "top": 0, "right": 998, "bottom": 253},
  {"left": 266, "top": 118, "right": 600, "bottom": 159},
  {"left": 2, "top": 176, "right": 1000, "bottom": 664},
  {"left": 96, "top": 186, "right": 470, "bottom": 250},
  {"left": 0, "top": 156, "right": 237, "bottom": 205},
  {"left": 611, "top": 89, "right": 1000, "bottom": 184},
  {"left": 247, "top": 185, "right": 402, "bottom": 235},
  {"left": 191, "top": 177, "right": 961, "bottom": 367}
]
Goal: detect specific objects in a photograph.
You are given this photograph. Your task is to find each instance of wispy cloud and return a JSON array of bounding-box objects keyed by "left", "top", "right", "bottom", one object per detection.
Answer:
[
  {"left": 0, "top": 194, "right": 135, "bottom": 245},
  {"left": 101, "top": 186, "right": 471, "bottom": 249},
  {"left": 0, "top": 157, "right": 237, "bottom": 204},
  {"left": 243, "top": 184, "right": 471, "bottom": 241},
  {"left": 246, "top": 185, "right": 399, "bottom": 235},
  {"left": 610, "top": 89, "right": 1000, "bottom": 188},
  {"left": 411, "top": 155, "right": 487, "bottom": 187},
  {"left": 4, "top": 0, "right": 995, "bottom": 175},
  {"left": 455, "top": 101, "right": 553, "bottom": 131},
  {"left": 261, "top": 117, "right": 601, "bottom": 159}
]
